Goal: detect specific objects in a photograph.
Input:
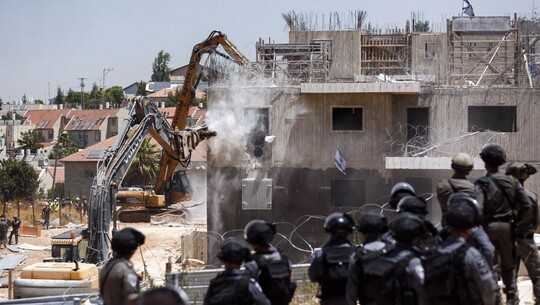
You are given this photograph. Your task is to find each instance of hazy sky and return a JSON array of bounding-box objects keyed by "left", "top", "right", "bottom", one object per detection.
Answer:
[{"left": 0, "top": 0, "right": 534, "bottom": 102}]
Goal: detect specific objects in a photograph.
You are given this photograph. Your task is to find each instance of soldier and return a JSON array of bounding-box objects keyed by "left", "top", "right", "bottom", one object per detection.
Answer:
[
  {"left": 244, "top": 220, "right": 296, "bottom": 305},
  {"left": 42, "top": 204, "right": 51, "bottom": 230},
  {"left": 475, "top": 144, "right": 534, "bottom": 305},
  {"left": 347, "top": 213, "right": 426, "bottom": 305},
  {"left": 506, "top": 162, "right": 540, "bottom": 305},
  {"left": 388, "top": 182, "right": 416, "bottom": 210},
  {"left": 204, "top": 238, "right": 270, "bottom": 305},
  {"left": 99, "top": 227, "right": 145, "bottom": 305},
  {"left": 396, "top": 195, "right": 440, "bottom": 252},
  {"left": 436, "top": 153, "right": 494, "bottom": 266},
  {"left": 346, "top": 211, "right": 390, "bottom": 305},
  {"left": 309, "top": 212, "right": 355, "bottom": 305},
  {"left": 0, "top": 216, "right": 9, "bottom": 249},
  {"left": 8, "top": 216, "right": 20, "bottom": 245},
  {"left": 424, "top": 193, "right": 498, "bottom": 305}
]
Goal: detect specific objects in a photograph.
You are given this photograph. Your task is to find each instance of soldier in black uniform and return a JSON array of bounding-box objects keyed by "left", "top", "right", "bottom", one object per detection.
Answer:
[
  {"left": 9, "top": 216, "right": 21, "bottom": 245},
  {"left": 204, "top": 238, "right": 270, "bottom": 305},
  {"left": 424, "top": 193, "right": 498, "bottom": 305},
  {"left": 396, "top": 195, "right": 440, "bottom": 253},
  {"left": 244, "top": 220, "right": 296, "bottom": 305},
  {"left": 308, "top": 212, "right": 355, "bottom": 305},
  {"left": 347, "top": 213, "right": 426, "bottom": 305},
  {"left": 99, "top": 228, "right": 145, "bottom": 305},
  {"left": 355, "top": 211, "right": 388, "bottom": 244},
  {"left": 140, "top": 287, "right": 189, "bottom": 305},
  {"left": 475, "top": 144, "right": 534, "bottom": 305},
  {"left": 507, "top": 162, "right": 540, "bottom": 305}
]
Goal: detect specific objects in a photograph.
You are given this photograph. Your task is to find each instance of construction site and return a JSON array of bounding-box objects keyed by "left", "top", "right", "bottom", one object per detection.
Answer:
[{"left": 2, "top": 5, "right": 540, "bottom": 305}]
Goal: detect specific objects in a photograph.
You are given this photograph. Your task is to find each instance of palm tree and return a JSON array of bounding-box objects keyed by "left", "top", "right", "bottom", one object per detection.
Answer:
[{"left": 126, "top": 138, "right": 160, "bottom": 187}]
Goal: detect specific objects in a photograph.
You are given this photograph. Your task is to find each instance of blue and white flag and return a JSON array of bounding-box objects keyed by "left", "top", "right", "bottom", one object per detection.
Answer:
[
  {"left": 463, "top": 0, "right": 475, "bottom": 17},
  {"left": 335, "top": 148, "right": 347, "bottom": 175}
]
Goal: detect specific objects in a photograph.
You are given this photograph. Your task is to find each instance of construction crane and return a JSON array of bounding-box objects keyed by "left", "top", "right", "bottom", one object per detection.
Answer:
[{"left": 86, "top": 31, "right": 249, "bottom": 263}]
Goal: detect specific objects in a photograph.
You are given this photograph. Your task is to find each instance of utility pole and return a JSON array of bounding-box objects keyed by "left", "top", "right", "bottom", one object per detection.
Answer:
[
  {"left": 79, "top": 77, "right": 87, "bottom": 109},
  {"left": 102, "top": 68, "right": 113, "bottom": 89}
]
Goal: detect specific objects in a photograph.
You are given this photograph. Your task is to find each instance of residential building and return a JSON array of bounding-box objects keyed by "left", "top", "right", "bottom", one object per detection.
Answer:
[
  {"left": 63, "top": 108, "right": 129, "bottom": 148},
  {"left": 23, "top": 109, "right": 71, "bottom": 143},
  {"left": 123, "top": 82, "right": 140, "bottom": 98}
]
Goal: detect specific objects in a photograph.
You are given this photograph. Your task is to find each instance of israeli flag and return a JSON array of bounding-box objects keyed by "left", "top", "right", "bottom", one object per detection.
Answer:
[
  {"left": 463, "top": 0, "right": 475, "bottom": 17},
  {"left": 335, "top": 148, "right": 347, "bottom": 175}
]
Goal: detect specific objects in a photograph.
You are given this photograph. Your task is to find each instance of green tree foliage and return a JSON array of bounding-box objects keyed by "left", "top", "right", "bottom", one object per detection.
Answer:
[
  {"left": 166, "top": 89, "right": 180, "bottom": 107},
  {"left": 34, "top": 99, "right": 44, "bottom": 105},
  {"left": 151, "top": 50, "right": 171, "bottom": 82},
  {"left": 124, "top": 138, "right": 160, "bottom": 186},
  {"left": 136, "top": 81, "right": 147, "bottom": 96},
  {"left": 87, "top": 83, "right": 104, "bottom": 109},
  {"left": 65, "top": 89, "right": 90, "bottom": 108},
  {"left": 55, "top": 87, "right": 65, "bottom": 105},
  {"left": 17, "top": 130, "right": 43, "bottom": 153},
  {"left": 0, "top": 160, "right": 39, "bottom": 202},
  {"left": 104, "top": 86, "right": 124, "bottom": 107},
  {"left": 49, "top": 133, "right": 78, "bottom": 159},
  {"left": 21, "top": 94, "right": 28, "bottom": 104}
]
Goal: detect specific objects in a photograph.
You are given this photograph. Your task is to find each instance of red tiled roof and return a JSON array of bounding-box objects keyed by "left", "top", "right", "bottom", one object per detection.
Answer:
[
  {"left": 148, "top": 88, "right": 206, "bottom": 99},
  {"left": 46, "top": 166, "right": 65, "bottom": 184},
  {"left": 64, "top": 109, "right": 119, "bottom": 131},
  {"left": 158, "top": 106, "right": 206, "bottom": 125},
  {"left": 61, "top": 135, "right": 118, "bottom": 162},
  {"left": 24, "top": 109, "right": 70, "bottom": 129}
]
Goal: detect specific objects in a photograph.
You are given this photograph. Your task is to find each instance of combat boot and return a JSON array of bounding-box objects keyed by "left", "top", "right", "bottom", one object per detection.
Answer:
[{"left": 505, "top": 292, "right": 519, "bottom": 305}]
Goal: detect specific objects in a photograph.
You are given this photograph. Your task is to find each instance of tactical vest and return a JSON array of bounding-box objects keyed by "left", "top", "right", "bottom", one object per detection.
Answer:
[
  {"left": 361, "top": 246, "right": 418, "bottom": 305},
  {"left": 423, "top": 240, "right": 480, "bottom": 305},
  {"left": 320, "top": 244, "right": 355, "bottom": 298},
  {"left": 205, "top": 271, "right": 252, "bottom": 305},
  {"left": 254, "top": 252, "right": 296, "bottom": 305},
  {"left": 475, "top": 176, "right": 514, "bottom": 222}
]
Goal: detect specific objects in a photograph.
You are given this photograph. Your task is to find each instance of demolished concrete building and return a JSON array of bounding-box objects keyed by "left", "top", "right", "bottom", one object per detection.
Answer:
[{"left": 207, "top": 14, "right": 540, "bottom": 262}]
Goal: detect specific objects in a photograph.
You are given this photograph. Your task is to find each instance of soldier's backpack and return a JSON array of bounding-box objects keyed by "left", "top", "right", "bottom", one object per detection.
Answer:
[
  {"left": 205, "top": 271, "right": 252, "bottom": 305},
  {"left": 475, "top": 176, "right": 514, "bottom": 222},
  {"left": 423, "top": 239, "right": 476, "bottom": 305},
  {"left": 361, "top": 247, "right": 418, "bottom": 305},
  {"left": 254, "top": 252, "right": 297, "bottom": 305},
  {"left": 323, "top": 244, "right": 355, "bottom": 281}
]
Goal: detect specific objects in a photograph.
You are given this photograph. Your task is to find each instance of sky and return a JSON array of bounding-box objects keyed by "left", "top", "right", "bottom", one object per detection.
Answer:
[{"left": 0, "top": 0, "right": 535, "bottom": 102}]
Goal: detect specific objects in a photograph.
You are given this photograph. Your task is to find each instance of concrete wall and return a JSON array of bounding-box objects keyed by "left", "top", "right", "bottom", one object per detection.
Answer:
[
  {"left": 67, "top": 130, "right": 101, "bottom": 148},
  {"left": 411, "top": 33, "right": 448, "bottom": 83},
  {"left": 63, "top": 161, "right": 97, "bottom": 199},
  {"left": 289, "top": 31, "right": 361, "bottom": 81}
]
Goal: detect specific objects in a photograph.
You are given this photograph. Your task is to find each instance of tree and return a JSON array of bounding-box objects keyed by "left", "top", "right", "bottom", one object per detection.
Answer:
[
  {"left": 104, "top": 86, "right": 124, "bottom": 107},
  {"left": 0, "top": 160, "right": 40, "bottom": 215},
  {"left": 34, "top": 99, "right": 44, "bottom": 105},
  {"left": 151, "top": 50, "right": 171, "bottom": 82},
  {"left": 55, "top": 87, "right": 65, "bottom": 105},
  {"left": 21, "top": 94, "right": 28, "bottom": 104},
  {"left": 136, "top": 81, "right": 147, "bottom": 96},
  {"left": 17, "top": 130, "right": 43, "bottom": 156},
  {"left": 49, "top": 133, "right": 78, "bottom": 160},
  {"left": 124, "top": 138, "right": 160, "bottom": 186},
  {"left": 166, "top": 89, "right": 180, "bottom": 107},
  {"left": 88, "top": 83, "right": 103, "bottom": 109},
  {"left": 65, "top": 89, "right": 90, "bottom": 108}
]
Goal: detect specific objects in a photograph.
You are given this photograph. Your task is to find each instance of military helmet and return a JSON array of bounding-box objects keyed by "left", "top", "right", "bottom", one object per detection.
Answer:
[
  {"left": 506, "top": 162, "right": 538, "bottom": 181},
  {"left": 389, "top": 213, "right": 425, "bottom": 244},
  {"left": 390, "top": 182, "right": 416, "bottom": 198},
  {"left": 111, "top": 227, "right": 145, "bottom": 255},
  {"left": 451, "top": 153, "right": 474, "bottom": 171},
  {"left": 397, "top": 195, "right": 428, "bottom": 216},
  {"left": 479, "top": 144, "right": 506, "bottom": 166},
  {"left": 323, "top": 212, "right": 355, "bottom": 234},
  {"left": 217, "top": 238, "right": 251, "bottom": 263},
  {"left": 445, "top": 192, "right": 481, "bottom": 229},
  {"left": 244, "top": 220, "right": 276, "bottom": 245},
  {"left": 356, "top": 212, "right": 388, "bottom": 235}
]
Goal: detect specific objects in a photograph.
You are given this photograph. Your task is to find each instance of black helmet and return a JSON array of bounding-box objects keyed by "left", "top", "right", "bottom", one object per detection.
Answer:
[
  {"left": 356, "top": 212, "right": 388, "bottom": 235},
  {"left": 397, "top": 195, "right": 428, "bottom": 216},
  {"left": 391, "top": 182, "right": 416, "bottom": 198},
  {"left": 389, "top": 213, "right": 425, "bottom": 244},
  {"left": 111, "top": 227, "right": 145, "bottom": 256},
  {"left": 445, "top": 193, "right": 481, "bottom": 229},
  {"left": 323, "top": 212, "right": 355, "bottom": 234},
  {"left": 217, "top": 238, "right": 251, "bottom": 263},
  {"left": 244, "top": 220, "right": 276, "bottom": 246},
  {"left": 480, "top": 144, "right": 506, "bottom": 167}
]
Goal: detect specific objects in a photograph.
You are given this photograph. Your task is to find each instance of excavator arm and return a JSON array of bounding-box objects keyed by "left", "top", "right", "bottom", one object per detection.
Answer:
[
  {"left": 154, "top": 31, "right": 248, "bottom": 196},
  {"left": 87, "top": 99, "right": 215, "bottom": 263}
]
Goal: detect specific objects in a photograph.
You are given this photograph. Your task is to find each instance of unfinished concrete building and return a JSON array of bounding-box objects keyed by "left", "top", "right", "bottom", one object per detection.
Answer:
[{"left": 206, "top": 14, "right": 540, "bottom": 262}]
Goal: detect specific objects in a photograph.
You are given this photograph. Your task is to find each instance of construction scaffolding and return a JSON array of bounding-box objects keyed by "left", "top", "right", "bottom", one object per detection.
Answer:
[
  {"left": 255, "top": 39, "right": 332, "bottom": 83},
  {"left": 360, "top": 33, "right": 412, "bottom": 76},
  {"left": 448, "top": 16, "right": 519, "bottom": 86}
]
